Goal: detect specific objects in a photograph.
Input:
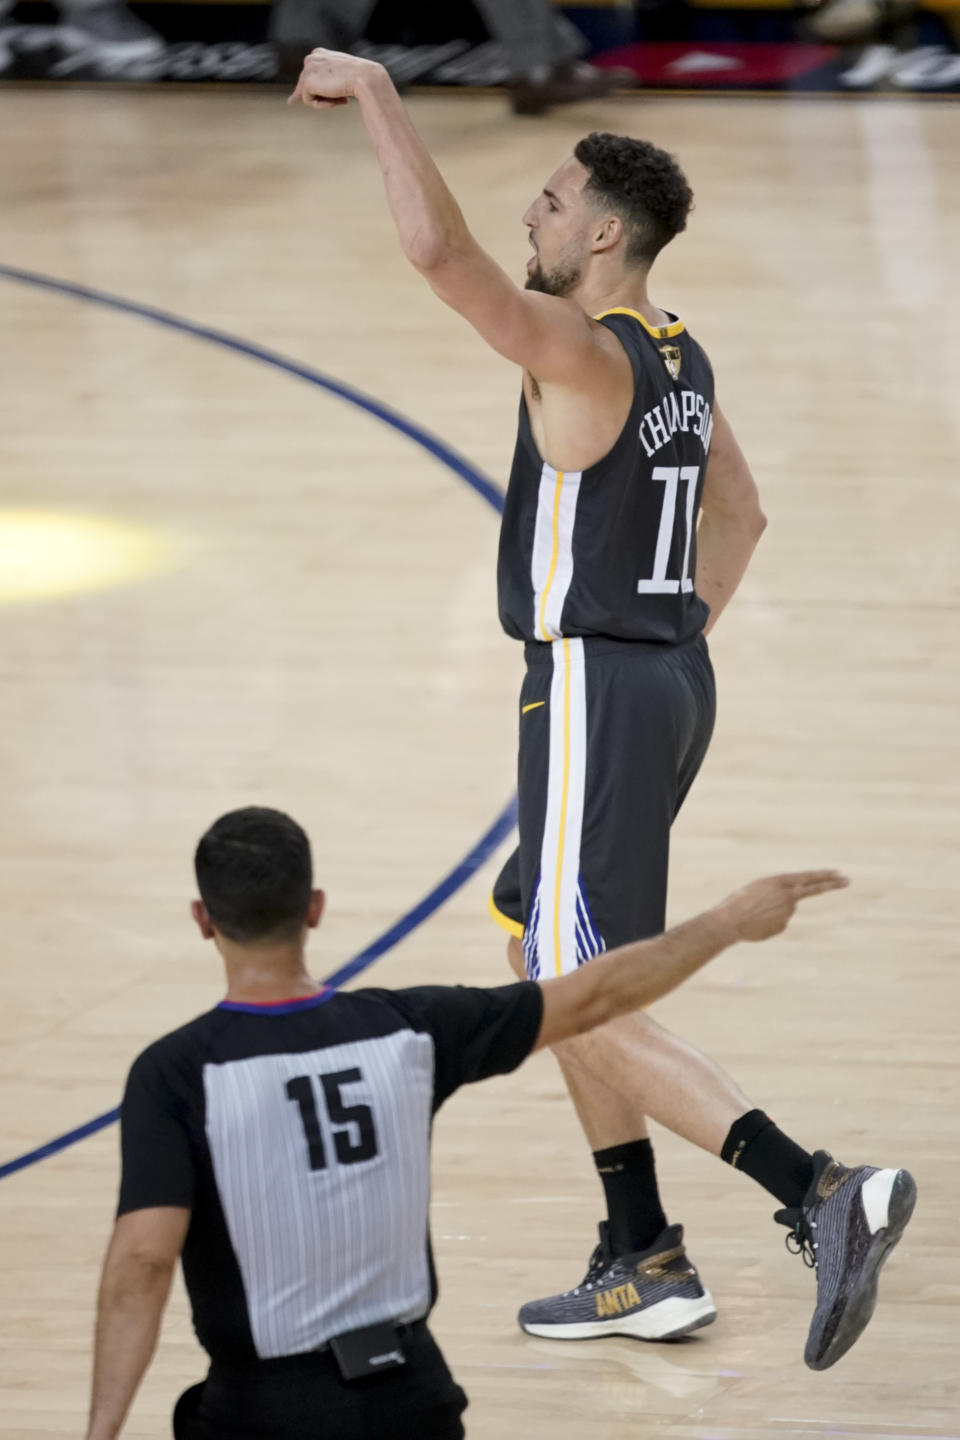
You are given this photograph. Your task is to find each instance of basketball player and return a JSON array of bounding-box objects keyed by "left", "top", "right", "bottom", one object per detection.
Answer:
[
  {"left": 289, "top": 53, "right": 770, "bottom": 1337},
  {"left": 84, "top": 808, "right": 912, "bottom": 1440}
]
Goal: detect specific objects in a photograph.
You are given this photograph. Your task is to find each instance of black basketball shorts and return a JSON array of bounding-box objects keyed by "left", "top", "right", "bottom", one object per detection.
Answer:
[{"left": 490, "top": 632, "right": 716, "bottom": 978}]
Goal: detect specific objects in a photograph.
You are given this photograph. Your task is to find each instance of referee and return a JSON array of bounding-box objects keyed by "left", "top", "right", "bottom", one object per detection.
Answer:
[{"left": 84, "top": 809, "right": 903, "bottom": 1440}]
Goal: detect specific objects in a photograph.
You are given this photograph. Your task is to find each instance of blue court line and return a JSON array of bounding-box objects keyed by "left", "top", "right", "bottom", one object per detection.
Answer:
[
  {"left": 0, "top": 792, "right": 518, "bottom": 1185},
  {"left": 0, "top": 265, "right": 505, "bottom": 515},
  {"left": 0, "top": 264, "right": 517, "bottom": 1182},
  {"left": 0, "top": 1107, "right": 122, "bottom": 1182},
  {"left": 323, "top": 794, "right": 518, "bottom": 990}
]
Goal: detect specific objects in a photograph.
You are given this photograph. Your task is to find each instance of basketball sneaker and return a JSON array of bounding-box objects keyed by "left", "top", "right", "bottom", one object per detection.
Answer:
[
  {"left": 518, "top": 1222, "right": 717, "bottom": 1341},
  {"left": 58, "top": 4, "right": 164, "bottom": 64},
  {"left": 775, "top": 1150, "right": 917, "bottom": 1371}
]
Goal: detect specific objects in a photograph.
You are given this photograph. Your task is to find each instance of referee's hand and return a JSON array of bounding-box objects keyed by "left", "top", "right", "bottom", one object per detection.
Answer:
[{"left": 722, "top": 870, "right": 849, "bottom": 943}]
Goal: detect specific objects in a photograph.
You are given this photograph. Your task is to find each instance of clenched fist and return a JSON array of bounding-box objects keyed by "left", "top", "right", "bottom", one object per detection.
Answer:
[{"left": 287, "top": 48, "right": 387, "bottom": 110}]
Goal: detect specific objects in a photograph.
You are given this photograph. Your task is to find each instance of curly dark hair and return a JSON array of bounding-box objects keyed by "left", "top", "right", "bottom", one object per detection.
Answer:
[{"left": 573, "top": 133, "right": 694, "bottom": 269}]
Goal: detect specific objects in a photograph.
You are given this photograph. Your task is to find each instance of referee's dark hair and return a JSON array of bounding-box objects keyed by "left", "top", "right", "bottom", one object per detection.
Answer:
[
  {"left": 194, "top": 807, "right": 314, "bottom": 943},
  {"left": 574, "top": 132, "right": 694, "bottom": 270}
]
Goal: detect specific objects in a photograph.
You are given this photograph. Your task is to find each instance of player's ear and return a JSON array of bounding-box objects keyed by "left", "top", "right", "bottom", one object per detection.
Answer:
[
  {"left": 191, "top": 900, "right": 215, "bottom": 940},
  {"left": 592, "top": 214, "right": 622, "bottom": 254},
  {"left": 306, "top": 889, "right": 325, "bottom": 929}
]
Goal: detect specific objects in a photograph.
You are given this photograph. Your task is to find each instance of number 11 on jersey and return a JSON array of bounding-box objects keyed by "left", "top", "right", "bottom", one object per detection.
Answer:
[{"left": 637, "top": 465, "right": 699, "bottom": 595}]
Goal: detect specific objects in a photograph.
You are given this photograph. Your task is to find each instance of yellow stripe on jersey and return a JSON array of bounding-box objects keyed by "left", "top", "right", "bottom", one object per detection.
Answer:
[
  {"left": 594, "top": 306, "right": 686, "bottom": 339},
  {"left": 537, "top": 469, "right": 564, "bottom": 642},
  {"left": 521, "top": 700, "right": 546, "bottom": 714}
]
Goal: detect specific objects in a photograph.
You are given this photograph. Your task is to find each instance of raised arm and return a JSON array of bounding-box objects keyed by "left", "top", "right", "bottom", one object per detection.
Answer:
[
  {"left": 696, "top": 401, "right": 767, "bottom": 635},
  {"left": 534, "top": 870, "right": 847, "bottom": 1049},
  {"left": 288, "top": 51, "right": 623, "bottom": 387}
]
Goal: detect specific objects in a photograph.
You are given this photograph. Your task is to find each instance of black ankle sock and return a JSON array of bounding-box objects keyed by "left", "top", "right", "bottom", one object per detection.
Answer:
[
  {"left": 721, "top": 1109, "right": 815, "bottom": 1209},
  {"left": 593, "top": 1139, "right": 668, "bottom": 1256}
]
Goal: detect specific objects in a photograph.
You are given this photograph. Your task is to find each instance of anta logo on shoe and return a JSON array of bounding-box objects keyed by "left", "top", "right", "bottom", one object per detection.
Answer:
[{"left": 595, "top": 1282, "right": 642, "bottom": 1318}]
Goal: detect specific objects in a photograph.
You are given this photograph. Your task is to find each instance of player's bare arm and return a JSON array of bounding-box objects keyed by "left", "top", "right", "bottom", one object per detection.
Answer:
[
  {"left": 696, "top": 402, "right": 767, "bottom": 634},
  {"left": 86, "top": 1207, "right": 190, "bottom": 1440},
  {"left": 288, "top": 51, "right": 631, "bottom": 405},
  {"left": 534, "top": 870, "right": 847, "bottom": 1050}
]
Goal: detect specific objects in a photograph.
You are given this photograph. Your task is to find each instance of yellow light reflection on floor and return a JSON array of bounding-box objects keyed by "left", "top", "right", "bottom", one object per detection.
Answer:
[{"left": 0, "top": 510, "right": 178, "bottom": 604}]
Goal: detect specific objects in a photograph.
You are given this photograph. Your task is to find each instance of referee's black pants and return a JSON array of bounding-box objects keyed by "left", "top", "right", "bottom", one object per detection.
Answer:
[{"left": 173, "top": 1324, "right": 467, "bottom": 1440}]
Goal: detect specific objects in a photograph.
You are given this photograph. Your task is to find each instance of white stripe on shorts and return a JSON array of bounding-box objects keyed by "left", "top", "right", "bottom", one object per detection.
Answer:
[{"left": 535, "top": 637, "right": 588, "bottom": 977}]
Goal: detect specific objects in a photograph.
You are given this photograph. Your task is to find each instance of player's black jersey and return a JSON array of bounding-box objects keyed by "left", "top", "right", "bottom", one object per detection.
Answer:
[
  {"left": 117, "top": 983, "right": 542, "bottom": 1366},
  {"left": 497, "top": 309, "right": 715, "bottom": 645}
]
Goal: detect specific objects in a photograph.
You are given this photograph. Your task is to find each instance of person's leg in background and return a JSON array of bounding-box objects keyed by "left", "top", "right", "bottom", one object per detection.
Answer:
[
  {"left": 270, "top": 0, "right": 378, "bottom": 80},
  {"left": 471, "top": 0, "right": 632, "bottom": 114},
  {"left": 268, "top": 0, "right": 632, "bottom": 113},
  {"left": 802, "top": 0, "right": 915, "bottom": 43}
]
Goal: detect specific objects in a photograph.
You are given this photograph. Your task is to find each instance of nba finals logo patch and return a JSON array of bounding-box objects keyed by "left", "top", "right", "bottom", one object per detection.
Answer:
[{"left": 660, "top": 345, "right": 682, "bottom": 381}]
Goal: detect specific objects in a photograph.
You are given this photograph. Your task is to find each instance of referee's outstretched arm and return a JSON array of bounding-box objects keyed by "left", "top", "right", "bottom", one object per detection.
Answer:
[
  {"left": 83, "top": 813, "right": 846, "bottom": 1440},
  {"left": 534, "top": 869, "right": 847, "bottom": 1049}
]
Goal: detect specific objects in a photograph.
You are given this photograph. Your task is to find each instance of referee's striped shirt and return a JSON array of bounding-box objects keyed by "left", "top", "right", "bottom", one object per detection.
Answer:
[{"left": 117, "top": 982, "right": 542, "bottom": 1363}]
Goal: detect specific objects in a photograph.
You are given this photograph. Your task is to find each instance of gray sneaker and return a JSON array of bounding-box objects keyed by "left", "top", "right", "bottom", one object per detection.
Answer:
[
  {"left": 518, "top": 1222, "right": 717, "bottom": 1341},
  {"left": 776, "top": 1150, "right": 917, "bottom": 1371},
  {"left": 58, "top": 4, "right": 163, "bottom": 62}
]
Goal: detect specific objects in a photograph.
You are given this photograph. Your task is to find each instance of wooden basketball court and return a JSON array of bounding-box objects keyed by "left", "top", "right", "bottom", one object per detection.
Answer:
[{"left": 0, "top": 85, "right": 957, "bottom": 1438}]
